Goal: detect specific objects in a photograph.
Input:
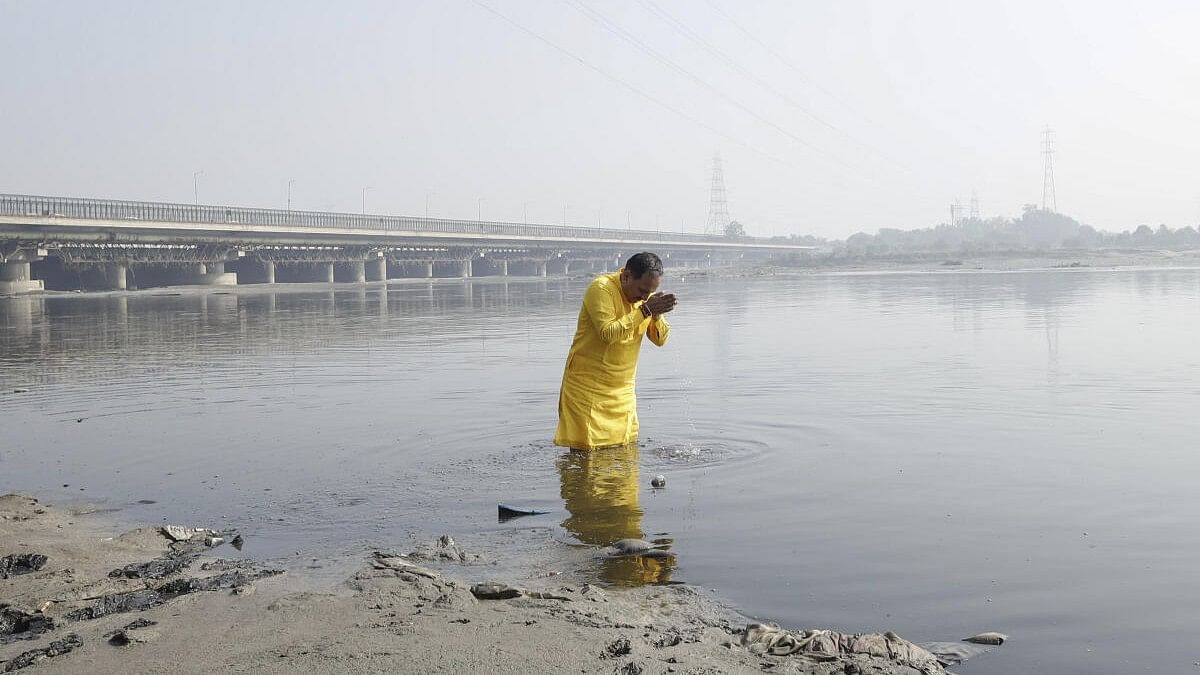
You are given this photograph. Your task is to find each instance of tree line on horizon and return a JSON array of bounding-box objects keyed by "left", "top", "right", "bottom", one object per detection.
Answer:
[{"left": 737, "top": 205, "right": 1200, "bottom": 254}]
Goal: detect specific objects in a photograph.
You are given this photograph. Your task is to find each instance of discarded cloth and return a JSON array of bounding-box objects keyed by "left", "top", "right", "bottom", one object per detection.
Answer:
[{"left": 741, "top": 623, "right": 944, "bottom": 674}]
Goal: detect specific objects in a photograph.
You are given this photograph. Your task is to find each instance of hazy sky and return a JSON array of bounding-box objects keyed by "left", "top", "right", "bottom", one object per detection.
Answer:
[{"left": 3, "top": 1, "right": 1197, "bottom": 239}]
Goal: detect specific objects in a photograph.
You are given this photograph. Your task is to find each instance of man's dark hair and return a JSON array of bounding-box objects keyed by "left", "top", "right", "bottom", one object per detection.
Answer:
[{"left": 625, "top": 252, "right": 663, "bottom": 279}]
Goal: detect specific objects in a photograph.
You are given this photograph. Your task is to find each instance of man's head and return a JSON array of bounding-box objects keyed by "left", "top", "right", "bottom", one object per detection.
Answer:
[{"left": 619, "top": 252, "right": 663, "bottom": 303}]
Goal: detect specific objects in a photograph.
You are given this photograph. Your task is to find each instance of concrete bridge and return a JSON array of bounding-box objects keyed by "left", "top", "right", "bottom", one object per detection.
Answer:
[{"left": 0, "top": 194, "right": 811, "bottom": 293}]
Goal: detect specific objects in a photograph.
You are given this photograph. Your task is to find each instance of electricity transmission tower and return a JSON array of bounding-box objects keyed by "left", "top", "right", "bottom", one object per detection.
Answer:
[
  {"left": 1041, "top": 126, "right": 1057, "bottom": 211},
  {"left": 705, "top": 153, "right": 731, "bottom": 236},
  {"left": 949, "top": 198, "right": 965, "bottom": 226}
]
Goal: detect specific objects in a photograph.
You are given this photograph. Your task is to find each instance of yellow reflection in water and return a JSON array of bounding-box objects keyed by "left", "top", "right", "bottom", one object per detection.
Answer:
[{"left": 557, "top": 444, "right": 675, "bottom": 586}]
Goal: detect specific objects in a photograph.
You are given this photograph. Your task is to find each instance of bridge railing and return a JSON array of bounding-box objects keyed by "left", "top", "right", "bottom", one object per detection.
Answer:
[{"left": 0, "top": 193, "right": 744, "bottom": 245}]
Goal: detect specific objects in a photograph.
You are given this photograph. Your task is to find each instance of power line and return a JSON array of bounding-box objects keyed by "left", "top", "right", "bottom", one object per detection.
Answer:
[
  {"left": 468, "top": 0, "right": 796, "bottom": 168},
  {"left": 624, "top": 0, "right": 912, "bottom": 181},
  {"left": 688, "top": 0, "right": 918, "bottom": 177},
  {"left": 563, "top": 0, "right": 846, "bottom": 165},
  {"left": 702, "top": 0, "right": 849, "bottom": 111},
  {"left": 635, "top": 0, "right": 842, "bottom": 136}
]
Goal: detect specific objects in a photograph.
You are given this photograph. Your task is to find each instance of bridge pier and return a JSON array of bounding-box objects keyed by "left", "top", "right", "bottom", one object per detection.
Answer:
[
  {"left": 180, "top": 262, "right": 237, "bottom": 286},
  {"left": 323, "top": 262, "right": 335, "bottom": 284},
  {"left": 422, "top": 261, "right": 434, "bottom": 278},
  {"left": 237, "top": 260, "right": 275, "bottom": 284},
  {"left": 536, "top": 261, "right": 547, "bottom": 277},
  {"left": 0, "top": 247, "right": 46, "bottom": 294},
  {"left": 0, "top": 261, "right": 42, "bottom": 295},
  {"left": 101, "top": 263, "right": 128, "bottom": 291},
  {"left": 368, "top": 257, "right": 386, "bottom": 282},
  {"left": 335, "top": 261, "right": 366, "bottom": 283},
  {"left": 459, "top": 259, "right": 472, "bottom": 278}
]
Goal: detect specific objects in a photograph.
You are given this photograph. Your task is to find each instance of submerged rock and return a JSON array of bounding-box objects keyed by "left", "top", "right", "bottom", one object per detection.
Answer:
[
  {"left": 964, "top": 631, "right": 1008, "bottom": 645},
  {"left": 609, "top": 539, "right": 673, "bottom": 560},
  {"left": 921, "top": 641, "right": 996, "bottom": 667},
  {"left": 0, "top": 554, "right": 48, "bottom": 579},
  {"left": 1, "top": 633, "right": 82, "bottom": 671},
  {"left": 610, "top": 539, "right": 653, "bottom": 556},
  {"left": 470, "top": 582, "right": 521, "bottom": 600}
]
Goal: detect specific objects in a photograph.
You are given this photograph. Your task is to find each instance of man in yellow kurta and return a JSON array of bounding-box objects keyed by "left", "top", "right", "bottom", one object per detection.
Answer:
[{"left": 555, "top": 252, "right": 677, "bottom": 450}]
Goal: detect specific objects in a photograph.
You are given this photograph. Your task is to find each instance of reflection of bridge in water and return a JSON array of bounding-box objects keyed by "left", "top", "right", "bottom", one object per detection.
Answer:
[
  {"left": 0, "top": 282, "right": 575, "bottom": 389},
  {"left": 0, "top": 194, "right": 812, "bottom": 293}
]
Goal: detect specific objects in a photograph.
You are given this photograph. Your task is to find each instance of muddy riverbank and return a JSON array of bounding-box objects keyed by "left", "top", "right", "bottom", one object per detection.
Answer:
[{"left": 0, "top": 493, "right": 1002, "bottom": 674}]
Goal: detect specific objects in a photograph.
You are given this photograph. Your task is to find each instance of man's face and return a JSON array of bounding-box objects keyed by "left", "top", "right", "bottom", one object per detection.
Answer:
[{"left": 621, "top": 270, "right": 661, "bottom": 303}]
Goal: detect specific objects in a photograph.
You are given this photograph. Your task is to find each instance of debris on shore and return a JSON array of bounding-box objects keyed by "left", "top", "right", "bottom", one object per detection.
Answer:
[{"left": 1, "top": 494, "right": 1003, "bottom": 674}]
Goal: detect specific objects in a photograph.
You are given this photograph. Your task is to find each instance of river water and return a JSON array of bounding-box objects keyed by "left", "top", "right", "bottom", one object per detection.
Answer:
[{"left": 3, "top": 268, "right": 1199, "bottom": 673}]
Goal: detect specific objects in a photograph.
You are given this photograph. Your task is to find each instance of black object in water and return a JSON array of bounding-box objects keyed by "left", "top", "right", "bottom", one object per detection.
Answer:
[{"left": 498, "top": 504, "right": 549, "bottom": 523}]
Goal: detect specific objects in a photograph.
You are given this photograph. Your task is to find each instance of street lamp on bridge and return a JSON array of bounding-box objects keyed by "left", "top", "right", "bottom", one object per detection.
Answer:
[
  {"left": 361, "top": 187, "right": 372, "bottom": 215},
  {"left": 192, "top": 170, "right": 205, "bottom": 205},
  {"left": 287, "top": 179, "right": 296, "bottom": 211}
]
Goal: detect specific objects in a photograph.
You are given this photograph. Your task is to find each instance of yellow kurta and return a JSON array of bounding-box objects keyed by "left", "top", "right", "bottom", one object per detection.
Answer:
[{"left": 554, "top": 270, "right": 670, "bottom": 450}]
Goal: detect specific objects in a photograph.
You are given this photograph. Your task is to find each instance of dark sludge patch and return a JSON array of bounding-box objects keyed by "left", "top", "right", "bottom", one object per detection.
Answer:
[
  {"left": 64, "top": 568, "right": 284, "bottom": 624},
  {"left": 105, "top": 618, "right": 158, "bottom": 646},
  {"left": 108, "top": 553, "right": 197, "bottom": 580},
  {"left": 0, "top": 554, "right": 48, "bottom": 580},
  {"left": 63, "top": 590, "right": 162, "bottom": 622},
  {"left": 0, "top": 633, "right": 82, "bottom": 672},
  {"left": 156, "top": 569, "right": 283, "bottom": 598},
  {"left": 0, "top": 605, "right": 55, "bottom": 641}
]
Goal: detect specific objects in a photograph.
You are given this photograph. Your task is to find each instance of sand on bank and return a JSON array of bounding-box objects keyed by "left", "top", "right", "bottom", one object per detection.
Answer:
[{"left": 2, "top": 494, "right": 963, "bottom": 674}]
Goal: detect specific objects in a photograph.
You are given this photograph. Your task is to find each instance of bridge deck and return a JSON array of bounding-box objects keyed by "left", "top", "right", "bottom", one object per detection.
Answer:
[{"left": 0, "top": 194, "right": 812, "bottom": 252}]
